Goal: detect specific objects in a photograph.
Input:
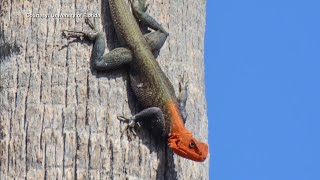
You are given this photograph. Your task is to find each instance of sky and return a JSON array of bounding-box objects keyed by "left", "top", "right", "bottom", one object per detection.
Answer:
[{"left": 205, "top": 0, "right": 320, "bottom": 179}]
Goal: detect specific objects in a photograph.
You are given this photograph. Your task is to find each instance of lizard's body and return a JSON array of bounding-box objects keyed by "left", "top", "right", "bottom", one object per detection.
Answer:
[
  {"left": 63, "top": 0, "right": 208, "bottom": 162},
  {"left": 110, "top": 0, "right": 182, "bottom": 136}
]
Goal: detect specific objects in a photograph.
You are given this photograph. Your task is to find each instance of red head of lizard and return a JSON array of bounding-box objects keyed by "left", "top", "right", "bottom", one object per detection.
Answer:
[
  {"left": 168, "top": 131, "right": 208, "bottom": 162},
  {"left": 165, "top": 101, "right": 208, "bottom": 162}
]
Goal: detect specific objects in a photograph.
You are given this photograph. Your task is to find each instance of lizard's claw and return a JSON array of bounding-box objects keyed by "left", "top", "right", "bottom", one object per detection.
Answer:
[
  {"left": 61, "top": 30, "right": 86, "bottom": 40},
  {"left": 178, "top": 75, "right": 189, "bottom": 94},
  {"left": 179, "top": 75, "right": 189, "bottom": 89},
  {"left": 84, "top": 17, "right": 96, "bottom": 31},
  {"left": 117, "top": 116, "right": 141, "bottom": 137},
  {"left": 144, "top": 3, "right": 149, "bottom": 12}
]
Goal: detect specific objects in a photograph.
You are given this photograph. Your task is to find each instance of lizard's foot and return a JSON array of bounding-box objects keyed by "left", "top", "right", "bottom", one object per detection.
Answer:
[
  {"left": 178, "top": 75, "right": 189, "bottom": 123},
  {"left": 62, "top": 30, "right": 86, "bottom": 39},
  {"left": 117, "top": 115, "right": 141, "bottom": 137},
  {"left": 61, "top": 17, "right": 98, "bottom": 40},
  {"left": 179, "top": 74, "right": 189, "bottom": 92},
  {"left": 62, "top": 30, "right": 99, "bottom": 41}
]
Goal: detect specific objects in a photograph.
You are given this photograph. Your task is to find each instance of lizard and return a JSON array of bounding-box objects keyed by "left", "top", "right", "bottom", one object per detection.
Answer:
[{"left": 62, "top": 0, "right": 208, "bottom": 162}]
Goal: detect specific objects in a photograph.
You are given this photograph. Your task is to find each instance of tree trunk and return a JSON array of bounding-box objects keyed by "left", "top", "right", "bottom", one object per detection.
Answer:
[{"left": 0, "top": 0, "right": 208, "bottom": 179}]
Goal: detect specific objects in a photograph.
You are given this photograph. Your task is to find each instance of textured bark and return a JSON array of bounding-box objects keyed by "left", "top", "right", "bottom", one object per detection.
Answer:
[{"left": 0, "top": 0, "right": 208, "bottom": 179}]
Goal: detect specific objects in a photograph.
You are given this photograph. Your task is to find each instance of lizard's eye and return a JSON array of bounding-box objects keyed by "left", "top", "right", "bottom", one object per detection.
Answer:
[{"left": 189, "top": 141, "right": 195, "bottom": 148}]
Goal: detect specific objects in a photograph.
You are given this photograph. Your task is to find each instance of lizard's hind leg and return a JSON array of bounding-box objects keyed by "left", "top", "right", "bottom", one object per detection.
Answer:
[
  {"left": 62, "top": 18, "right": 133, "bottom": 71},
  {"left": 92, "top": 47, "right": 133, "bottom": 70}
]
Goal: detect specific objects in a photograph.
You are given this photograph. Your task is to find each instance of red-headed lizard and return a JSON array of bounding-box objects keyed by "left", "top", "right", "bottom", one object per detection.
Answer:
[{"left": 62, "top": 0, "right": 208, "bottom": 162}]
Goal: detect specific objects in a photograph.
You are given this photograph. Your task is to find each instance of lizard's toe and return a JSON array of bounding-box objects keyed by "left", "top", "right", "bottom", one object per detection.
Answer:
[
  {"left": 118, "top": 115, "right": 141, "bottom": 138},
  {"left": 117, "top": 115, "right": 137, "bottom": 127}
]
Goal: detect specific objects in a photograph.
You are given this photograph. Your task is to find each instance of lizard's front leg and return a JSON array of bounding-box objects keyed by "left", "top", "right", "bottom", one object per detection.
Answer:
[{"left": 118, "top": 107, "right": 168, "bottom": 138}]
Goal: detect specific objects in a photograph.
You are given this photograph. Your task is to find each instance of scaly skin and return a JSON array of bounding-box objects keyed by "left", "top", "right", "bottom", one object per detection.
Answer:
[{"left": 109, "top": 0, "right": 208, "bottom": 162}]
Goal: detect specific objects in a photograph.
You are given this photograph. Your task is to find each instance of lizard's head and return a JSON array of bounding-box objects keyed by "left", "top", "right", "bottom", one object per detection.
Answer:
[{"left": 168, "top": 132, "right": 208, "bottom": 162}]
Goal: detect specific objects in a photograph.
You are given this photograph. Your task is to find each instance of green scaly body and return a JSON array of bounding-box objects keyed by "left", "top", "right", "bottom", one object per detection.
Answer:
[{"left": 109, "top": 0, "right": 178, "bottom": 134}]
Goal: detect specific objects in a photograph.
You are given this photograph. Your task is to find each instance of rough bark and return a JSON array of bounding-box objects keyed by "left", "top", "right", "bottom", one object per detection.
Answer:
[{"left": 0, "top": 0, "right": 208, "bottom": 179}]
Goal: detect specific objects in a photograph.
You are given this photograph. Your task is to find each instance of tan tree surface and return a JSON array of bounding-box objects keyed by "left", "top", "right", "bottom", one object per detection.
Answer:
[{"left": 0, "top": 0, "right": 209, "bottom": 179}]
